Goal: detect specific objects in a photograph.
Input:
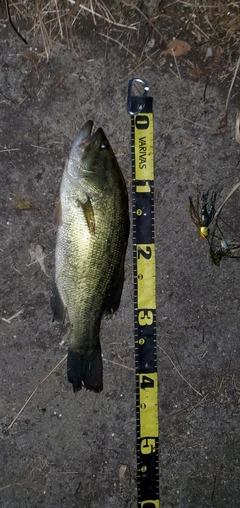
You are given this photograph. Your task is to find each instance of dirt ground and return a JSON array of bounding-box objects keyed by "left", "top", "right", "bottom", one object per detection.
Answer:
[{"left": 0, "top": 8, "right": 240, "bottom": 508}]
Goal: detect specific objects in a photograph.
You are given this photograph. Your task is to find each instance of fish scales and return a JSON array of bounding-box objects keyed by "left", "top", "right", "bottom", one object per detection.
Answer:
[
  {"left": 51, "top": 120, "right": 129, "bottom": 393},
  {"left": 57, "top": 175, "right": 126, "bottom": 344}
]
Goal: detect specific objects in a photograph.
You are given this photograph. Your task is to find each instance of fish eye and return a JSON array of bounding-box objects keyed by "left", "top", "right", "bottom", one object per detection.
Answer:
[{"left": 100, "top": 142, "right": 109, "bottom": 150}]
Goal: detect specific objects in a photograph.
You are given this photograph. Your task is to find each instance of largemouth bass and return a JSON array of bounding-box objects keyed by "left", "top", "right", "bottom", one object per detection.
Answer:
[{"left": 51, "top": 120, "right": 129, "bottom": 393}]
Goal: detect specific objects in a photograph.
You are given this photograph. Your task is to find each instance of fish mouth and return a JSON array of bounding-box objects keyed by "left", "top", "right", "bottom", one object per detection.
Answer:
[
  {"left": 69, "top": 120, "right": 95, "bottom": 167},
  {"left": 71, "top": 121, "right": 107, "bottom": 155},
  {"left": 73, "top": 120, "right": 94, "bottom": 149}
]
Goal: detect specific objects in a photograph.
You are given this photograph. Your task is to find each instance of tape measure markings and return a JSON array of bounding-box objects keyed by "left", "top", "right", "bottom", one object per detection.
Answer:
[{"left": 127, "top": 78, "right": 160, "bottom": 508}]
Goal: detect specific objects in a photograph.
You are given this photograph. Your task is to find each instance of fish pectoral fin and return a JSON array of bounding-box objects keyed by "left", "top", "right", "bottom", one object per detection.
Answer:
[
  {"left": 67, "top": 347, "right": 103, "bottom": 392},
  {"left": 53, "top": 200, "right": 62, "bottom": 232},
  {"left": 104, "top": 262, "right": 125, "bottom": 315},
  {"left": 76, "top": 197, "right": 95, "bottom": 234},
  {"left": 50, "top": 281, "right": 66, "bottom": 323}
]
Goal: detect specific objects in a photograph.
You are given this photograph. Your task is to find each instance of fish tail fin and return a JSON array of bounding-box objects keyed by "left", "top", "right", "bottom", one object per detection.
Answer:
[{"left": 67, "top": 347, "right": 103, "bottom": 393}]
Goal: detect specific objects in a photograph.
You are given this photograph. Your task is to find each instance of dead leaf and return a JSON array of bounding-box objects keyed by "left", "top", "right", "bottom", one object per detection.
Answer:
[
  {"left": 161, "top": 39, "right": 191, "bottom": 57},
  {"left": 21, "top": 50, "right": 40, "bottom": 70},
  {"left": 11, "top": 195, "right": 38, "bottom": 211},
  {"left": 28, "top": 243, "right": 49, "bottom": 277},
  {"left": 188, "top": 64, "right": 204, "bottom": 82},
  {"left": 118, "top": 464, "right": 127, "bottom": 485},
  {"left": 215, "top": 46, "right": 222, "bottom": 62},
  {"left": 219, "top": 112, "right": 228, "bottom": 131}
]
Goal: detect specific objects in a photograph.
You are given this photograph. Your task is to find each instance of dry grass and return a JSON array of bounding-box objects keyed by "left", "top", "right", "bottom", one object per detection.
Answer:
[
  {"left": 4, "top": 1, "right": 240, "bottom": 60},
  {"left": 6, "top": 0, "right": 139, "bottom": 59},
  {"left": 179, "top": 1, "right": 240, "bottom": 39},
  {"left": 176, "top": 1, "right": 240, "bottom": 56}
]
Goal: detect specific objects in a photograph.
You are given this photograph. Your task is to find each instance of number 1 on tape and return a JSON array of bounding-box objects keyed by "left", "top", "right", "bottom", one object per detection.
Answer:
[{"left": 127, "top": 78, "right": 160, "bottom": 507}]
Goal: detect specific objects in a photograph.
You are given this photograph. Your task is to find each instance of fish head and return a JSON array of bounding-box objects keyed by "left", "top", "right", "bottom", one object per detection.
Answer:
[{"left": 67, "top": 121, "right": 116, "bottom": 190}]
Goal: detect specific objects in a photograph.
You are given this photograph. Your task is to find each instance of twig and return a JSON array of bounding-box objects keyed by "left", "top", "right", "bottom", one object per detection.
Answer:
[
  {"left": 125, "top": 1, "right": 165, "bottom": 40},
  {"left": 73, "top": 4, "right": 137, "bottom": 30},
  {"left": 0, "top": 468, "right": 79, "bottom": 492},
  {"left": 26, "top": 249, "right": 54, "bottom": 267},
  {"left": 128, "top": 49, "right": 164, "bottom": 77},
  {"left": 158, "top": 345, "right": 203, "bottom": 397},
  {"left": 210, "top": 181, "right": 240, "bottom": 225},
  {"left": 0, "top": 148, "right": 19, "bottom": 152},
  {"left": 90, "top": 0, "right": 97, "bottom": 25},
  {"left": 7, "top": 355, "right": 67, "bottom": 430},
  {"left": 0, "top": 480, "right": 29, "bottom": 493},
  {"left": 30, "top": 145, "right": 51, "bottom": 150},
  {"left": 225, "top": 55, "right": 240, "bottom": 113},
  {"left": 171, "top": 394, "right": 208, "bottom": 415},
  {"left": 191, "top": 20, "right": 210, "bottom": 41},
  {"left": 181, "top": 116, "right": 214, "bottom": 130},
  {"left": 99, "top": 32, "right": 136, "bottom": 58},
  {"left": 203, "top": 75, "right": 210, "bottom": 102},
  {"left": 98, "top": 0, "right": 115, "bottom": 23},
  {"left": 103, "top": 357, "right": 134, "bottom": 371},
  {"left": 54, "top": 0, "right": 63, "bottom": 39},
  {"left": 38, "top": 8, "right": 51, "bottom": 61},
  {"left": 2, "top": 310, "right": 23, "bottom": 323},
  {"left": 5, "top": 0, "right": 27, "bottom": 44},
  {"left": 171, "top": 48, "right": 181, "bottom": 80}
]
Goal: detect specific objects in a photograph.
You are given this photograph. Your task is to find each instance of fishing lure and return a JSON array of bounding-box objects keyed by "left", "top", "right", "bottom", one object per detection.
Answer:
[{"left": 189, "top": 190, "right": 217, "bottom": 240}]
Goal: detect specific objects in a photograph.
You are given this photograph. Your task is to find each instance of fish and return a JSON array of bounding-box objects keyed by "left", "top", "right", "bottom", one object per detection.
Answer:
[{"left": 51, "top": 120, "right": 129, "bottom": 393}]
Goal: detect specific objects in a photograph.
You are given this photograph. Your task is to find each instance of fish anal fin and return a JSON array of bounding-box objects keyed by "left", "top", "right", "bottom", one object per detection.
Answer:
[
  {"left": 50, "top": 281, "right": 66, "bottom": 323},
  {"left": 105, "top": 263, "right": 125, "bottom": 315}
]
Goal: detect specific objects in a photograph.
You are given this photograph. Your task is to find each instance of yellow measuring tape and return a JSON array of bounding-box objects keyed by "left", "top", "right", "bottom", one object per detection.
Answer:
[{"left": 127, "top": 78, "right": 159, "bottom": 507}]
